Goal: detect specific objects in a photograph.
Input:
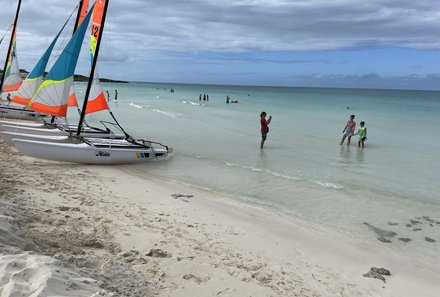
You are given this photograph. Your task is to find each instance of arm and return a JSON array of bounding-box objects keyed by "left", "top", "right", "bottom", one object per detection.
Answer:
[{"left": 266, "top": 115, "right": 272, "bottom": 125}]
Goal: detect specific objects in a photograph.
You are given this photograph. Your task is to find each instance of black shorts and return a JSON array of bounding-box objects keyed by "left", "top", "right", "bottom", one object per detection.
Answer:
[
  {"left": 262, "top": 133, "right": 267, "bottom": 140},
  {"left": 360, "top": 137, "right": 366, "bottom": 141}
]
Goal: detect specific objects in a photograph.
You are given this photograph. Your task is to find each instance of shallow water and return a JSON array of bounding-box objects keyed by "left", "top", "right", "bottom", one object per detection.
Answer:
[{"left": 76, "top": 82, "right": 440, "bottom": 264}]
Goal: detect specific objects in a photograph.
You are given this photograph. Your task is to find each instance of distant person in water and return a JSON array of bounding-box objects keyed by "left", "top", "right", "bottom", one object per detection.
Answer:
[
  {"left": 114, "top": 89, "right": 118, "bottom": 101},
  {"left": 226, "top": 95, "right": 230, "bottom": 104},
  {"left": 260, "top": 111, "right": 272, "bottom": 149},
  {"left": 340, "top": 114, "right": 356, "bottom": 146},
  {"left": 203, "top": 94, "right": 206, "bottom": 101},
  {"left": 199, "top": 94, "right": 202, "bottom": 101},
  {"left": 206, "top": 94, "right": 209, "bottom": 101},
  {"left": 106, "top": 91, "right": 110, "bottom": 101},
  {"left": 355, "top": 121, "right": 367, "bottom": 148}
]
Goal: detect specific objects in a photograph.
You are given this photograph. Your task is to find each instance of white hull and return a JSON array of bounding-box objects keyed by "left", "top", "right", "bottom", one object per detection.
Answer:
[
  {"left": 0, "top": 131, "right": 69, "bottom": 146},
  {"left": 1, "top": 124, "right": 66, "bottom": 135},
  {"left": 13, "top": 139, "right": 168, "bottom": 165},
  {"left": 0, "top": 105, "right": 41, "bottom": 119},
  {"left": 0, "top": 124, "right": 125, "bottom": 139},
  {"left": 0, "top": 119, "right": 44, "bottom": 128}
]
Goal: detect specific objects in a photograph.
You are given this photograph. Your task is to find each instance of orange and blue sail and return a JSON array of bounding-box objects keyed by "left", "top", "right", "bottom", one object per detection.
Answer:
[
  {"left": 85, "top": 0, "right": 109, "bottom": 114},
  {"left": 13, "top": 24, "right": 67, "bottom": 106},
  {"left": 28, "top": 5, "right": 94, "bottom": 117},
  {"left": 2, "top": 31, "right": 23, "bottom": 93}
]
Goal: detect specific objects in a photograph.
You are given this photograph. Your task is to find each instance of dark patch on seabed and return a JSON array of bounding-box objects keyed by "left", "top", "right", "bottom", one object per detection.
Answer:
[{"left": 364, "top": 215, "right": 439, "bottom": 244}]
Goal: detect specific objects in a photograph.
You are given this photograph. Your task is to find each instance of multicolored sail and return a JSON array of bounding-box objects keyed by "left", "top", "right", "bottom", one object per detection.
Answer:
[
  {"left": 2, "top": 31, "right": 23, "bottom": 93},
  {"left": 13, "top": 25, "right": 66, "bottom": 106},
  {"left": 28, "top": 5, "right": 94, "bottom": 117},
  {"left": 85, "top": 0, "right": 108, "bottom": 114},
  {"left": 69, "top": 0, "right": 90, "bottom": 108}
]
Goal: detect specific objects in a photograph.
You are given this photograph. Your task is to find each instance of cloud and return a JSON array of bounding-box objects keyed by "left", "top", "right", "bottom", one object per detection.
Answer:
[
  {"left": 1, "top": 0, "right": 440, "bottom": 88},
  {"left": 3, "top": 1, "right": 439, "bottom": 54}
]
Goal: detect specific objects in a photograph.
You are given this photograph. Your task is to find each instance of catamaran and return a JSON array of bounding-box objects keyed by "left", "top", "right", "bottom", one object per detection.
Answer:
[
  {"left": 0, "top": 0, "right": 124, "bottom": 142},
  {"left": 12, "top": 0, "right": 169, "bottom": 164}
]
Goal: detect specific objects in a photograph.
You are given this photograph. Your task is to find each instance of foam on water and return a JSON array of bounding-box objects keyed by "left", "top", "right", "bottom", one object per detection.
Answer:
[
  {"left": 151, "top": 109, "right": 182, "bottom": 118},
  {"left": 313, "top": 181, "right": 344, "bottom": 190},
  {"left": 129, "top": 103, "right": 145, "bottom": 109}
]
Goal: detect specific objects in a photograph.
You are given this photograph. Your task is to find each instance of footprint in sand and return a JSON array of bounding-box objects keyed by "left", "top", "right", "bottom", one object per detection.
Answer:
[
  {"left": 216, "top": 288, "right": 235, "bottom": 296},
  {"left": 182, "top": 273, "right": 210, "bottom": 284}
]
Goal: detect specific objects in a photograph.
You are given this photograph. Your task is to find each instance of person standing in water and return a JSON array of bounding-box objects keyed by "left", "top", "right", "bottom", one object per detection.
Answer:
[
  {"left": 114, "top": 89, "right": 118, "bottom": 101},
  {"left": 340, "top": 114, "right": 356, "bottom": 146},
  {"left": 355, "top": 121, "right": 367, "bottom": 148},
  {"left": 260, "top": 111, "right": 272, "bottom": 149}
]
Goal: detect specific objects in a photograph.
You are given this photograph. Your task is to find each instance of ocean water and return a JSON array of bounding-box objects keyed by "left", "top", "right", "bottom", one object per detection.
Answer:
[{"left": 78, "top": 82, "right": 440, "bottom": 263}]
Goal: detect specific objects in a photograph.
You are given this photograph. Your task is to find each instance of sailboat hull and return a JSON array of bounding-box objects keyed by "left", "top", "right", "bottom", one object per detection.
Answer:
[
  {"left": 13, "top": 139, "right": 168, "bottom": 165},
  {"left": 0, "top": 124, "right": 125, "bottom": 139},
  {"left": 0, "top": 131, "right": 69, "bottom": 146},
  {"left": 0, "top": 124, "right": 66, "bottom": 134},
  {"left": 0, "top": 119, "right": 45, "bottom": 128}
]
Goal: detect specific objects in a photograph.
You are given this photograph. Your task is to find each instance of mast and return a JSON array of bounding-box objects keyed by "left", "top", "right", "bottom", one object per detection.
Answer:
[
  {"left": 73, "top": 0, "right": 85, "bottom": 31},
  {"left": 0, "top": 0, "right": 22, "bottom": 93},
  {"left": 77, "top": 0, "right": 110, "bottom": 136}
]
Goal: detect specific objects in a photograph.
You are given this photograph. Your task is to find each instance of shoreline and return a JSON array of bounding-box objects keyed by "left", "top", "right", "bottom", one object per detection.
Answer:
[{"left": 1, "top": 140, "right": 440, "bottom": 296}]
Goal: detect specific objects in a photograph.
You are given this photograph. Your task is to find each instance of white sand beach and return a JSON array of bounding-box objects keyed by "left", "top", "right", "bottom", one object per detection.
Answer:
[{"left": 1, "top": 139, "right": 439, "bottom": 297}]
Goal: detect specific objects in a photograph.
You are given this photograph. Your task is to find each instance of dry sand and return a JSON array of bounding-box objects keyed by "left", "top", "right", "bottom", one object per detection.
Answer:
[{"left": 1, "top": 139, "right": 439, "bottom": 297}]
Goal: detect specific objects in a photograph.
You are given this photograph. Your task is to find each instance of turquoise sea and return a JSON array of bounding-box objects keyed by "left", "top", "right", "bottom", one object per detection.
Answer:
[{"left": 77, "top": 82, "right": 439, "bottom": 264}]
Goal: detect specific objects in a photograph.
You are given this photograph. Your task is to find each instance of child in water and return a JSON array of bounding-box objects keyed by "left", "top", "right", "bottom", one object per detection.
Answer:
[{"left": 355, "top": 121, "right": 367, "bottom": 148}]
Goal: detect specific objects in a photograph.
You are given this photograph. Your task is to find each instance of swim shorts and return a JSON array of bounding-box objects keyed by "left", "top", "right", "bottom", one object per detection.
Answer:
[{"left": 261, "top": 133, "right": 267, "bottom": 140}]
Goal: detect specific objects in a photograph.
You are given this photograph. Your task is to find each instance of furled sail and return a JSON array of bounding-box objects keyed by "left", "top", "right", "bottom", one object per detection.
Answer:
[
  {"left": 28, "top": 5, "right": 94, "bottom": 117},
  {"left": 85, "top": 0, "right": 109, "bottom": 114},
  {"left": 2, "top": 31, "right": 23, "bottom": 93}
]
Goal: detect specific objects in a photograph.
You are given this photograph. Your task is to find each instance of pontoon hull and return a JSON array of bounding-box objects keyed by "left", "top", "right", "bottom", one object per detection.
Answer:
[
  {"left": 0, "top": 124, "right": 124, "bottom": 139},
  {"left": 0, "top": 124, "right": 64, "bottom": 134},
  {"left": 0, "top": 131, "right": 69, "bottom": 146},
  {"left": 0, "top": 119, "right": 45, "bottom": 128},
  {"left": 13, "top": 139, "right": 168, "bottom": 164}
]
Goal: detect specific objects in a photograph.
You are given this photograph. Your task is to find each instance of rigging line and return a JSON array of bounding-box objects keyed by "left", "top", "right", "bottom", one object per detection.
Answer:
[
  {"left": 0, "top": 24, "right": 14, "bottom": 45},
  {"left": 45, "top": 3, "right": 80, "bottom": 70}
]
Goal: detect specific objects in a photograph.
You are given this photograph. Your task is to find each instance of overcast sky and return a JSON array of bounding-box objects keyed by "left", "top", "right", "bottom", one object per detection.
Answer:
[{"left": 1, "top": 0, "right": 440, "bottom": 90}]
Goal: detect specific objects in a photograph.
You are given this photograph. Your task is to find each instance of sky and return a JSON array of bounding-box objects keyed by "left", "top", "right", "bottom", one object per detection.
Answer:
[{"left": 1, "top": 0, "right": 440, "bottom": 90}]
